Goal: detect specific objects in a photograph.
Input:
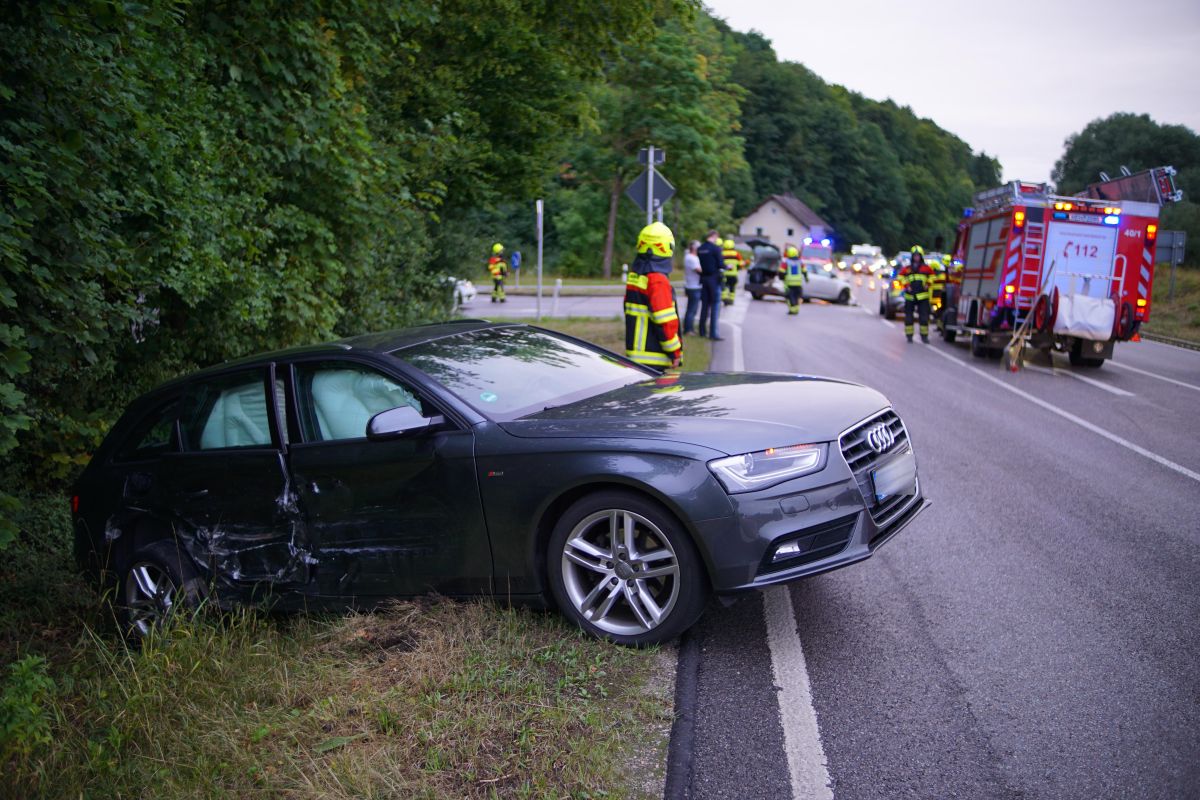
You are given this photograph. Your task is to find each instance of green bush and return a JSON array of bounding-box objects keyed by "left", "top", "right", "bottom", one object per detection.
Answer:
[{"left": 0, "top": 655, "right": 57, "bottom": 766}]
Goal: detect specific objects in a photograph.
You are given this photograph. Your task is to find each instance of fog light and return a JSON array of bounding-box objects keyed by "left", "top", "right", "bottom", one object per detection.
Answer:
[
  {"left": 1092, "top": 341, "right": 1104, "bottom": 354},
  {"left": 772, "top": 541, "right": 804, "bottom": 562}
]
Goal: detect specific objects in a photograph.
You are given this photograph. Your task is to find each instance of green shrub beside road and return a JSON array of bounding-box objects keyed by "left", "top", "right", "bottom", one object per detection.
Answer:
[{"left": 1143, "top": 266, "right": 1200, "bottom": 344}]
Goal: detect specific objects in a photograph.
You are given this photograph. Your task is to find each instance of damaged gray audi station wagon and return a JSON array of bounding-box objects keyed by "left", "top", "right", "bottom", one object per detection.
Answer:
[{"left": 73, "top": 321, "right": 925, "bottom": 645}]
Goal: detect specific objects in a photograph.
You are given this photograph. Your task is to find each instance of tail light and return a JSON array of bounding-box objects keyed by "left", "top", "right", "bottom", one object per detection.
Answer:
[
  {"left": 1013, "top": 210, "right": 1026, "bottom": 228},
  {"left": 71, "top": 495, "right": 80, "bottom": 514},
  {"left": 1147, "top": 224, "right": 1158, "bottom": 241}
]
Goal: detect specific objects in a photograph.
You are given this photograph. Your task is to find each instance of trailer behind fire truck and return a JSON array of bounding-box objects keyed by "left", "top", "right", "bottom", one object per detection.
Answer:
[{"left": 940, "top": 166, "right": 1181, "bottom": 367}]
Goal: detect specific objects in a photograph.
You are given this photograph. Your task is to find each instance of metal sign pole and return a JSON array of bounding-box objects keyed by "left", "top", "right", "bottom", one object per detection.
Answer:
[
  {"left": 646, "top": 145, "right": 655, "bottom": 226},
  {"left": 536, "top": 199, "right": 544, "bottom": 321}
]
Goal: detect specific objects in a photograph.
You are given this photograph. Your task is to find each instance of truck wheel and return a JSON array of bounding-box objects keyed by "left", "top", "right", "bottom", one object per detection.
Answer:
[
  {"left": 879, "top": 299, "right": 887, "bottom": 316},
  {"left": 970, "top": 333, "right": 989, "bottom": 359},
  {"left": 1068, "top": 340, "right": 1105, "bottom": 368},
  {"left": 941, "top": 309, "right": 957, "bottom": 343}
]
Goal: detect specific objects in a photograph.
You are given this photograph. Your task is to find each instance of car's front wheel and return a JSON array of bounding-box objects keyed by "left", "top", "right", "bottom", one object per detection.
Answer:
[
  {"left": 837, "top": 288, "right": 851, "bottom": 304},
  {"left": 548, "top": 490, "right": 708, "bottom": 646}
]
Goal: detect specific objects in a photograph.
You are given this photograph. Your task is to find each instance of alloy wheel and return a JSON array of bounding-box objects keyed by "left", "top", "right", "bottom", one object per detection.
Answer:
[
  {"left": 124, "top": 561, "right": 179, "bottom": 637},
  {"left": 560, "top": 509, "right": 680, "bottom": 637}
]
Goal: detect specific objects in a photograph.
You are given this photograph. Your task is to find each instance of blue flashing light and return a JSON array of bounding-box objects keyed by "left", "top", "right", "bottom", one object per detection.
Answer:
[
  {"left": 1053, "top": 211, "right": 1067, "bottom": 220},
  {"left": 962, "top": 207, "right": 975, "bottom": 218},
  {"left": 1103, "top": 215, "right": 1120, "bottom": 226}
]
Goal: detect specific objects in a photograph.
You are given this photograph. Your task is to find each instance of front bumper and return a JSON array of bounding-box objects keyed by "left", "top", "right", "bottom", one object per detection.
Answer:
[{"left": 693, "top": 446, "right": 925, "bottom": 594}]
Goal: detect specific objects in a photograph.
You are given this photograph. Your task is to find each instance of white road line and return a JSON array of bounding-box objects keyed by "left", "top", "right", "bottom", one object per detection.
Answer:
[
  {"left": 1108, "top": 360, "right": 1200, "bottom": 393},
  {"left": 926, "top": 346, "right": 1200, "bottom": 483},
  {"left": 879, "top": 318, "right": 893, "bottom": 328},
  {"left": 764, "top": 586, "right": 834, "bottom": 800},
  {"left": 1021, "top": 363, "right": 1135, "bottom": 397}
]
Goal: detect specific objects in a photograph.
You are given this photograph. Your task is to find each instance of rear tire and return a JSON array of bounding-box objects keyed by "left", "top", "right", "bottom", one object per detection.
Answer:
[
  {"left": 547, "top": 490, "right": 708, "bottom": 647},
  {"left": 942, "top": 309, "right": 957, "bottom": 343},
  {"left": 1068, "top": 340, "right": 1105, "bottom": 368},
  {"left": 879, "top": 299, "right": 887, "bottom": 316},
  {"left": 119, "top": 540, "right": 205, "bottom": 640}
]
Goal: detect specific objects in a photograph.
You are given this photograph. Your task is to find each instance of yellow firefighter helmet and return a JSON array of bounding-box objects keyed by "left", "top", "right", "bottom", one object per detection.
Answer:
[{"left": 636, "top": 222, "right": 675, "bottom": 257}]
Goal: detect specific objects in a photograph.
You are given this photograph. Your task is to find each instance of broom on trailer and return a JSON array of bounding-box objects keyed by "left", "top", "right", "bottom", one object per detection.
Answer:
[{"left": 1002, "top": 259, "right": 1057, "bottom": 372}]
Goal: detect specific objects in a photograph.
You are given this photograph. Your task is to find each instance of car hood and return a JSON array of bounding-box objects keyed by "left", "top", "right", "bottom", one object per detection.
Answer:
[{"left": 499, "top": 372, "right": 889, "bottom": 455}]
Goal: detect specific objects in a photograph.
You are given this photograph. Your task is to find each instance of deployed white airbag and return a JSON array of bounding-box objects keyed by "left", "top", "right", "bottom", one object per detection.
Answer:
[{"left": 1052, "top": 293, "right": 1114, "bottom": 341}]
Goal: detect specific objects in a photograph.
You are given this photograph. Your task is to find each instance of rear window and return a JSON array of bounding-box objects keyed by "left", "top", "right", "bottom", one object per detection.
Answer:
[{"left": 113, "top": 398, "right": 180, "bottom": 463}]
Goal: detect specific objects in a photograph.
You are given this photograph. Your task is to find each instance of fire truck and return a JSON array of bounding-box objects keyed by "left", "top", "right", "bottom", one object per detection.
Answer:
[{"left": 939, "top": 166, "right": 1181, "bottom": 367}]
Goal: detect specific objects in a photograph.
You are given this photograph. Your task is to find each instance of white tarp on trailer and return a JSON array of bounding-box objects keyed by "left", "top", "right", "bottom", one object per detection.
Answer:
[{"left": 1053, "top": 293, "right": 1115, "bottom": 341}]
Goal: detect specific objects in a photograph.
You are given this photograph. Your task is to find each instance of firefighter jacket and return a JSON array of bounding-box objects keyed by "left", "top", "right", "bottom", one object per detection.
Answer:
[
  {"left": 899, "top": 262, "right": 934, "bottom": 301},
  {"left": 487, "top": 256, "right": 508, "bottom": 279},
  {"left": 783, "top": 257, "right": 808, "bottom": 287},
  {"left": 929, "top": 264, "right": 947, "bottom": 297},
  {"left": 625, "top": 254, "right": 682, "bottom": 368},
  {"left": 722, "top": 247, "right": 743, "bottom": 278}
]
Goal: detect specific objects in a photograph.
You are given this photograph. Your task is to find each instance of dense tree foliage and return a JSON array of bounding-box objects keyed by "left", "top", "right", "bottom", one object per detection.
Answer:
[
  {"left": 0, "top": 0, "right": 663, "bottom": 543},
  {"left": 1052, "top": 112, "right": 1199, "bottom": 262},
  {"left": 722, "top": 29, "right": 1000, "bottom": 253}
]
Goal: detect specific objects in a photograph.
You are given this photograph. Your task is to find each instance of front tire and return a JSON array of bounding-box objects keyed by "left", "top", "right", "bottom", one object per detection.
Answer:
[
  {"left": 837, "top": 288, "right": 851, "bottom": 305},
  {"left": 547, "top": 490, "right": 708, "bottom": 646}
]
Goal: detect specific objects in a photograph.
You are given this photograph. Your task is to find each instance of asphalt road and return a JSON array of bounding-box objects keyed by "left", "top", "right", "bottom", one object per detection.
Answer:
[{"left": 683, "top": 279, "right": 1200, "bottom": 799}]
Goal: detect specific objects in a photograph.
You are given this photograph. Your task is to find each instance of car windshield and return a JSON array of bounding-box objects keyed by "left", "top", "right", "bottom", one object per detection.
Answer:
[{"left": 393, "top": 327, "right": 651, "bottom": 420}]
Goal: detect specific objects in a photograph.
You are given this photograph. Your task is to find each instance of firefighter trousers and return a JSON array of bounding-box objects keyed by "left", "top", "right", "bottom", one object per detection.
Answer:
[
  {"left": 492, "top": 278, "right": 506, "bottom": 302},
  {"left": 786, "top": 286, "right": 803, "bottom": 314},
  {"left": 722, "top": 274, "right": 737, "bottom": 304},
  {"left": 904, "top": 297, "right": 929, "bottom": 339}
]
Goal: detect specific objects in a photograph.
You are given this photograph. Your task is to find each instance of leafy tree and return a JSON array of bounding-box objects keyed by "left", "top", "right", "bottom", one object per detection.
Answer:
[{"left": 1053, "top": 112, "right": 1200, "bottom": 261}]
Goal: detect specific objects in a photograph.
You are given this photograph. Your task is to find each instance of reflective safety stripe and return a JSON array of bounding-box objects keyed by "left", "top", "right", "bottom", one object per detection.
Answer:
[
  {"left": 624, "top": 303, "right": 650, "bottom": 316},
  {"left": 660, "top": 335, "right": 681, "bottom": 353},
  {"left": 626, "top": 273, "right": 649, "bottom": 290},
  {"left": 627, "top": 349, "right": 673, "bottom": 366},
  {"left": 651, "top": 307, "right": 678, "bottom": 324}
]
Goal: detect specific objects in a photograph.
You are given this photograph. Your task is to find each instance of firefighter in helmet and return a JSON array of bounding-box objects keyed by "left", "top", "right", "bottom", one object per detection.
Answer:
[
  {"left": 899, "top": 244, "right": 934, "bottom": 342},
  {"left": 927, "top": 255, "right": 947, "bottom": 317},
  {"left": 721, "top": 239, "right": 742, "bottom": 305},
  {"left": 625, "top": 222, "right": 683, "bottom": 369},
  {"left": 782, "top": 245, "right": 808, "bottom": 315},
  {"left": 487, "top": 242, "right": 508, "bottom": 303}
]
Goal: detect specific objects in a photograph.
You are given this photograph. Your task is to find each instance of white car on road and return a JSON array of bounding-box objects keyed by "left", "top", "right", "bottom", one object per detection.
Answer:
[{"left": 803, "top": 264, "right": 853, "bottom": 304}]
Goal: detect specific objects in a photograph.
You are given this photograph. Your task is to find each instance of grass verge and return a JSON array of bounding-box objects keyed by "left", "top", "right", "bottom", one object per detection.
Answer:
[
  {"left": 1, "top": 496, "right": 673, "bottom": 799},
  {"left": 534, "top": 317, "right": 713, "bottom": 373},
  {"left": 1142, "top": 265, "right": 1200, "bottom": 343}
]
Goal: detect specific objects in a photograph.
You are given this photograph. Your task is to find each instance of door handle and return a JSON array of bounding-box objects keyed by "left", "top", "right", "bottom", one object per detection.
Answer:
[{"left": 183, "top": 488, "right": 210, "bottom": 499}]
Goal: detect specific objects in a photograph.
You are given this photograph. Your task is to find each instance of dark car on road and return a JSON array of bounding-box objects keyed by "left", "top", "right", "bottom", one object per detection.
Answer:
[{"left": 74, "top": 321, "right": 925, "bottom": 645}]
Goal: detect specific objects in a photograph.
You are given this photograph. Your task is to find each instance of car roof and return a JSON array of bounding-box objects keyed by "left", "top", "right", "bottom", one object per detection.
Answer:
[{"left": 155, "top": 319, "right": 518, "bottom": 391}]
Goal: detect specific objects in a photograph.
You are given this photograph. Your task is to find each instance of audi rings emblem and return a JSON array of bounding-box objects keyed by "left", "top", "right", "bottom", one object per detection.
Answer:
[{"left": 865, "top": 423, "right": 895, "bottom": 454}]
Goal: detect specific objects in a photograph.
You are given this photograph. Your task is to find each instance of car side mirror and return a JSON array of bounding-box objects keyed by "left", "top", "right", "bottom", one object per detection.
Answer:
[{"left": 366, "top": 406, "right": 445, "bottom": 441}]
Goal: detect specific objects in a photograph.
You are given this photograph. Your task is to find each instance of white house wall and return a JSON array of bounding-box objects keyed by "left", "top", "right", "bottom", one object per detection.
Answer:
[{"left": 738, "top": 200, "right": 827, "bottom": 248}]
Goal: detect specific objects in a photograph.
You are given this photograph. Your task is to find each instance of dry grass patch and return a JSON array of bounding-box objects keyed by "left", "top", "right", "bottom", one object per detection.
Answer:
[{"left": 4, "top": 601, "right": 670, "bottom": 799}]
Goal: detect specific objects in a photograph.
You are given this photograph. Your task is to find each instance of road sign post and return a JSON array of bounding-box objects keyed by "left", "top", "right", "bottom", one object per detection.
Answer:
[
  {"left": 625, "top": 148, "right": 675, "bottom": 224},
  {"left": 1158, "top": 230, "right": 1187, "bottom": 302}
]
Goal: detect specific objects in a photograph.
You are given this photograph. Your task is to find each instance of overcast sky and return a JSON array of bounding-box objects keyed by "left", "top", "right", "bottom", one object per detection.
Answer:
[{"left": 704, "top": 0, "right": 1200, "bottom": 184}]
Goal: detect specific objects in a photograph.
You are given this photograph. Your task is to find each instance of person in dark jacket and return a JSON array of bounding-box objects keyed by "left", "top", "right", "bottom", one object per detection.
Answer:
[{"left": 697, "top": 230, "right": 724, "bottom": 340}]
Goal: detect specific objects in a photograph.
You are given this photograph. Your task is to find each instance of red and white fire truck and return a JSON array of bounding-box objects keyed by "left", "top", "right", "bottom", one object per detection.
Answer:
[{"left": 940, "top": 167, "right": 1181, "bottom": 367}]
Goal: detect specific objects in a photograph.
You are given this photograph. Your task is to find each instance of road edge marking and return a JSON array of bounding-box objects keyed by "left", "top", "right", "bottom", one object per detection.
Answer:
[
  {"left": 926, "top": 345, "right": 1200, "bottom": 483},
  {"left": 764, "top": 585, "right": 834, "bottom": 800},
  {"left": 1108, "top": 360, "right": 1200, "bottom": 393}
]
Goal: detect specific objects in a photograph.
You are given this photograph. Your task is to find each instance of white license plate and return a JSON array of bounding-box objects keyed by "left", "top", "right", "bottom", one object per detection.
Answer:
[{"left": 871, "top": 449, "right": 916, "bottom": 502}]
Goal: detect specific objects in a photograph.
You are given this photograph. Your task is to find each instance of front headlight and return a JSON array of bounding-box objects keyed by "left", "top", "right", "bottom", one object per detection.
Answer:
[{"left": 708, "top": 443, "right": 828, "bottom": 494}]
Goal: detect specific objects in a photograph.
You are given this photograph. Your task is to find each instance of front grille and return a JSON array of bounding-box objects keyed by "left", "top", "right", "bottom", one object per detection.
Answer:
[
  {"left": 840, "top": 409, "right": 908, "bottom": 474},
  {"left": 840, "top": 409, "right": 915, "bottom": 522}
]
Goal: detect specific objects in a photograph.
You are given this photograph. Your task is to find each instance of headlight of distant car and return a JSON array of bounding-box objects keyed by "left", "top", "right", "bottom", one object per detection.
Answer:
[{"left": 708, "top": 443, "right": 828, "bottom": 493}]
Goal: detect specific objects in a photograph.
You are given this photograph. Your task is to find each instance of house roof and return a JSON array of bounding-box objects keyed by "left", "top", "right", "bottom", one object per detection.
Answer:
[{"left": 747, "top": 193, "right": 830, "bottom": 231}]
